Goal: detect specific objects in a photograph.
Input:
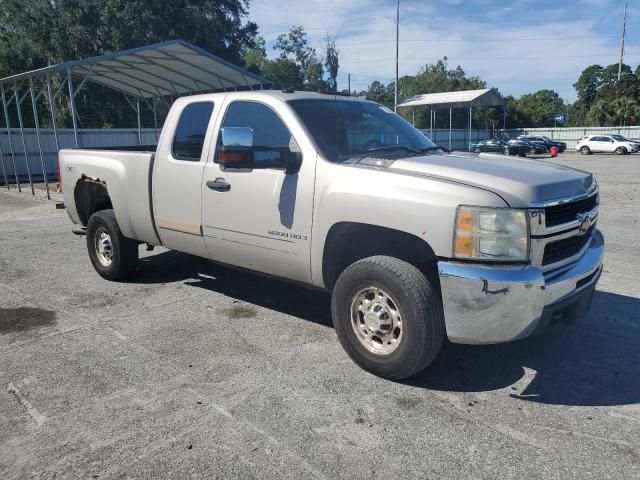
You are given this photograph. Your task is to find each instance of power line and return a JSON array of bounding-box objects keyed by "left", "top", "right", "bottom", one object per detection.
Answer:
[
  {"left": 343, "top": 52, "right": 640, "bottom": 65},
  {"left": 337, "top": 35, "right": 621, "bottom": 48}
]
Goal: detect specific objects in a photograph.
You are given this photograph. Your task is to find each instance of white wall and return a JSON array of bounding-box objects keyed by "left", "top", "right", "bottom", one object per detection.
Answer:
[
  {"left": 0, "top": 128, "right": 158, "bottom": 182},
  {"left": 503, "top": 126, "right": 640, "bottom": 149}
]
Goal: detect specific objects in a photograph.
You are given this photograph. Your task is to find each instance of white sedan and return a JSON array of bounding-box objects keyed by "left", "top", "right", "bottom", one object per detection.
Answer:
[{"left": 576, "top": 135, "right": 639, "bottom": 155}]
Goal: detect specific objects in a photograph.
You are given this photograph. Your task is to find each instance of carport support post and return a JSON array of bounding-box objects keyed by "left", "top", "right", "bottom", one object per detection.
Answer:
[
  {"left": 468, "top": 105, "right": 473, "bottom": 152},
  {"left": 0, "top": 135, "right": 7, "bottom": 190},
  {"left": 431, "top": 108, "right": 435, "bottom": 138},
  {"left": 67, "top": 66, "right": 79, "bottom": 148},
  {"left": 136, "top": 99, "right": 142, "bottom": 145},
  {"left": 14, "top": 83, "right": 35, "bottom": 195},
  {"left": 46, "top": 76, "right": 61, "bottom": 153},
  {"left": 449, "top": 106, "right": 452, "bottom": 151},
  {"left": 433, "top": 109, "right": 437, "bottom": 144},
  {"left": 30, "top": 78, "right": 50, "bottom": 199},
  {"left": 1, "top": 83, "right": 21, "bottom": 191}
]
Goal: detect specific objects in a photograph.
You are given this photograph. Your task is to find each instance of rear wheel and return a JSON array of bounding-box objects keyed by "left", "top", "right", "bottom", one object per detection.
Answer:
[
  {"left": 331, "top": 256, "right": 445, "bottom": 380},
  {"left": 615, "top": 146, "right": 628, "bottom": 155},
  {"left": 580, "top": 146, "right": 591, "bottom": 155},
  {"left": 86, "top": 209, "right": 138, "bottom": 281}
]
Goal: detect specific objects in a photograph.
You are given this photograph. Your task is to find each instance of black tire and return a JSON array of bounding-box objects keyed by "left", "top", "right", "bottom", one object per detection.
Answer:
[
  {"left": 86, "top": 209, "right": 138, "bottom": 281},
  {"left": 580, "top": 146, "right": 591, "bottom": 155},
  {"left": 614, "top": 146, "right": 627, "bottom": 155},
  {"left": 518, "top": 153, "right": 526, "bottom": 157},
  {"left": 331, "top": 256, "right": 445, "bottom": 380}
]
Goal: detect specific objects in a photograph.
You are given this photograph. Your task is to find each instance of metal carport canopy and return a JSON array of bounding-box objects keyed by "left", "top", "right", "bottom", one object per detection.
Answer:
[
  {"left": 396, "top": 88, "right": 505, "bottom": 109},
  {"left": 0, "top": 40, "right": 271, "bottom": 199},
  {"left": 396, "top": 88, "right": 506, "bottom": 152},
  {"left": 0, "top": 39, "right": 271, "bottom": 97}
]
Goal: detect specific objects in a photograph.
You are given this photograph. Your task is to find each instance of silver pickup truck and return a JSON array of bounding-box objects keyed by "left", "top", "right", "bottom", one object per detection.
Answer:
[{"left": 60, "top": 91, "right": 604, "bottom": 380}]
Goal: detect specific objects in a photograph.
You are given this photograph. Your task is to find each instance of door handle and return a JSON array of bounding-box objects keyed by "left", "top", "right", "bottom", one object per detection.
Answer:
[{"left": 206, "top": 178, "right": 231, "bottom": 192}]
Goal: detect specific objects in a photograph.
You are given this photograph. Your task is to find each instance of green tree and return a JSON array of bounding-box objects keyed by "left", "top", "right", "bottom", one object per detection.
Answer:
[
  {"left": 611, "top": 97, "right": 640, "bottom": 126},
  {"left": 261, "top": 58, "right": 304, "bottom": 90},
  {"left": 514, "top": 90, "right": 565, "bottom": 127},
  {"left": 272, "top": 25, "right": 329, "bottom": 91},
  {"left": 586, "top": 100, "right": 614, "bottom": 126},
  {"left": 573, "top": 65, "right": 603, "bottom": 109},
  {"left": 242, "top": 36, "right": 267, "bottom": 74},
  {"left": 364, "top": 81, "right": 395, "bottom": 109},
  {"left": 324, "top": 36, "right": 339, "bottom": 93},
  {"left": 0, "top": 0, "right": 258, "bottom": 128},
  {"left": 0, "top": 0, "right": 258, "bottom": 77}
]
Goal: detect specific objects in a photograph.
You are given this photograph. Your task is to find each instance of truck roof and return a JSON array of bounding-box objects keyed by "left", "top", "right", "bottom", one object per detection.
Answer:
[{"left": 176, "top": 90, "right": 373, "bottom": 104}]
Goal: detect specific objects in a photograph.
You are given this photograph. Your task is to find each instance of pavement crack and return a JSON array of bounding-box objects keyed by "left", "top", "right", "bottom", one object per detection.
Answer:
[{"left": 7, "top": 381, "right": 46, "bottom": 426}]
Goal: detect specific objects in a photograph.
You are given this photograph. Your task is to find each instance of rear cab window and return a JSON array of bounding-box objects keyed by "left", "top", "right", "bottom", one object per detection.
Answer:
[{"left": 172, "top": 102, "right": 215, "bottom": 161}]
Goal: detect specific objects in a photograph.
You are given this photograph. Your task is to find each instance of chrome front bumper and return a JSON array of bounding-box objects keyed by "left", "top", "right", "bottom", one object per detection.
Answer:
[{"left": 437, "top": 229, "right": 604, "bottom": 344}]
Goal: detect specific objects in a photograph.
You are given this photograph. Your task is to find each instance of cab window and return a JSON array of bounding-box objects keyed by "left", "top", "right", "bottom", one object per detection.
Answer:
[{"left": 172, "top": 102, "right": 214, "bottom": 161}]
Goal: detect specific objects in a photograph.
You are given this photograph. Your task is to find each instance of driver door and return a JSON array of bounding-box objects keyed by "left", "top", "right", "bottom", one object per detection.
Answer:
[{"left": 201, "top": 98, "right": 316, "bottom": 283}]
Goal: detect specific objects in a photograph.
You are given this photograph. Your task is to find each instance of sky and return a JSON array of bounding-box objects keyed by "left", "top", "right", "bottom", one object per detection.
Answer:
[{"left": 248, "top": 0, "right": 640, "bottom": 102}]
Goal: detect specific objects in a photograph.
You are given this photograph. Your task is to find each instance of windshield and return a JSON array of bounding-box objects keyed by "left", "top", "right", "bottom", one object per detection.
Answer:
[{"left": 288, "top": 99, "right": 439, "bottom": 163}]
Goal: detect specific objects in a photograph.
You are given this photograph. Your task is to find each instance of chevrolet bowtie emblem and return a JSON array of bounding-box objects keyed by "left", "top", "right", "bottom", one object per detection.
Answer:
[{"left": 576, "top": 213, "right": 592, "bottom": 235}]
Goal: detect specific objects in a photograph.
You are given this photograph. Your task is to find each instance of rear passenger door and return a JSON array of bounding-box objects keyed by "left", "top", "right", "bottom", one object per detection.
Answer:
[
  {"left": 591, "top": 136, "right": 612, "bottom": 153},
  {"left": 153, "top": 99, "right": 220, "bottom": 257}
]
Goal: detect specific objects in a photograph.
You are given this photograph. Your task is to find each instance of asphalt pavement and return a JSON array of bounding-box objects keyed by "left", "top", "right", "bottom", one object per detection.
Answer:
[{"left": 1, "top": 153, "right": 639, "bottom": 479}]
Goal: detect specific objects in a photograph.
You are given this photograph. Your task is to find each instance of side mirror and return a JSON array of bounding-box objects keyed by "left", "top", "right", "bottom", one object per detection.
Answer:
[
  {"left": 217, "top": 127, "right": 255, "bottom": 169},
  {"left": 221, "top": 127, "right": 253, "bottom": 147},
  {"left": 216, "top": 126, "right": 302, "bottom": 174}
]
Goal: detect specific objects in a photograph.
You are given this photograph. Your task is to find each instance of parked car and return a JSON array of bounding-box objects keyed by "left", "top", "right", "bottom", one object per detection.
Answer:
[
  {"left": 576, "top": 135, "right": 640, "bottom": 155},
  {"left": 610, "top": 134, "right": 640, "bottom": 150},
  {"left": 470, "top": 139, "right": 528, "bottom": 156},
  {"left": 59, "top": 91, "right": 603, "bottom": 380},
  {"left": 517, "top": 135, "right": 566, "bottom": 153},
  {"left": 508, "top": 139, "right": 546, "bottom": 155}
]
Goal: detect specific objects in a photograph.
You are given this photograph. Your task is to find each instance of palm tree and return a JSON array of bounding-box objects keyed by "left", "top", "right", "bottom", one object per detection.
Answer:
[
  {"left": 611, "top": 97, "right": 639, "bottom": 126},
  {"left": 587, "top": 100, "right": 614, "bottom": 126}
]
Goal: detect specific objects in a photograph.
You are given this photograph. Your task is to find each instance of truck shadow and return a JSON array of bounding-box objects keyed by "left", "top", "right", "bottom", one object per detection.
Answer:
[
  {"left": 136, "top": 251, "right": 640, "bottom": 407},
  {"left": 136, "top": 250, "right": 333, "bottom": 328},
  {"left": 407, "top": 290, "right": 640, "bottom": 407}
]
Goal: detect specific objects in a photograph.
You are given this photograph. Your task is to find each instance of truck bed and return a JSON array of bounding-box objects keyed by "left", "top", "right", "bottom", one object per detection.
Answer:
[{"left": 59, "top": 148, "right": 160, "bottom": 245}]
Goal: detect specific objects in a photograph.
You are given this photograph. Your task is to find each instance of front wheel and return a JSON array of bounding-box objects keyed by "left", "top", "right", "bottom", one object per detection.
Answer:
[
  {"left": 331, "top": 256, "right": 445, "bottom": 380},
  {"left": 580, "top": 146, "right": 591, "bottom": 155},
  {"left": 86, "top": 209, "right": 138, "bottom": 281},
  {"left": 615, "top": 146, "right": 628, "bottom": 155}
]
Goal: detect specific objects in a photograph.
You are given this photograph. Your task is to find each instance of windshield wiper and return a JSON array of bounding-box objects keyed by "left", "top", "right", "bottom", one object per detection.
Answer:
[{"left": 364, "top": 145, "right": 424, "bottom": 154}]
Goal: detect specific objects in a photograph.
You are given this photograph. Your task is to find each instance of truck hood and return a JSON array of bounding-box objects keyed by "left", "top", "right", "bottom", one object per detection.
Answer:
[{"left": 388, "top": 154, "right": 594, "bottom": 207}]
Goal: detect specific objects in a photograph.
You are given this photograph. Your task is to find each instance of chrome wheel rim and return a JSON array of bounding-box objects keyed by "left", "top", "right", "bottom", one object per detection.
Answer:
[
  {"left": 350, "top": 286, "right": 403, "bottom": 355},
  {"left": 95, "top": 228, "right": 113, "bottom": 267}
]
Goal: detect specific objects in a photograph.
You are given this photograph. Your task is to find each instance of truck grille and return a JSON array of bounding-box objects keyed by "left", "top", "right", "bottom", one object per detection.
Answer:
[
  {"left": 542, "top": 226, "right": 594, "bottom": 266},
  {"left": 545, "top": 194, "right": 598, "bottom": 227}
]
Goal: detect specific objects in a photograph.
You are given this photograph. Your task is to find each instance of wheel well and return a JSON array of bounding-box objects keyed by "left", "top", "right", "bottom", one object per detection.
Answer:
[
  {"left": 74, "top": 177, "right": 113, "bottom": 226},
  {"left": 322, "top": 222, "right": 439, "bottom": 291}
]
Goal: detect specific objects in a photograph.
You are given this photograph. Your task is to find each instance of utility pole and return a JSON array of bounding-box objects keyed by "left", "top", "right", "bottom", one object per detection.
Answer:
[
  {"left": 348, "top": 73, "right": 351, "bottom": 96},
  {"left": 394, "top": 0, "right": 399, "bottom": 112},
  {"left": 618, "top": 2, "right": 628, "bottom": 82}
]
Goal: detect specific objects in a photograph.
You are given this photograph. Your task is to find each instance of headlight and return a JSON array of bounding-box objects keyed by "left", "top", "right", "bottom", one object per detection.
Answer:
[{"left": 454, "top": 206, "right": 529, "bottom": 261}]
